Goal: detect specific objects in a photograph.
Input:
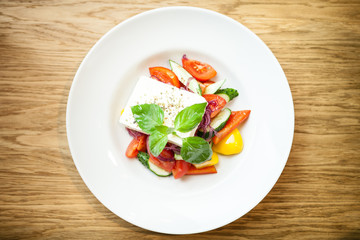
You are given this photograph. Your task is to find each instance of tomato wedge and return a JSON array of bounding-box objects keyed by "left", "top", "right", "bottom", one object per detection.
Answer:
[
  {"left": 148, "top": 148, "right": 174, "bottom": 160},
  {"left": 172, "top": 160, "right": 191, "bottom": 179},
  {"left": 137, "top": 135, "right": 147, "bottom": 152},
  {"left": 159, "top": 148, "right": 174, "bottom": 159},
  {"left": 202, "top": 94, "right": 227, "bottom": 118},
  {"left": 213, "top": 110, "right": 251, "bottom": 145},
  {"left": 148, "top": 149, "right": 175, "bottom": 172},
  {"left": 149, "top": 157, "right": 175, "bottom": 173},
  {"left": 125, "top": 138, "right": 139, "bottom": 158},
  {"left": 182, "top": 55, "right": 217, "bottom": 81},
  {"left": 186, "top": 165, "right": 217, "bottom": 175},
  {"left": 125, "top": 135, "right": 147, "bottom": 158},
  {"left": 149, "top": 67, "right": 181, "bottom": 88}
]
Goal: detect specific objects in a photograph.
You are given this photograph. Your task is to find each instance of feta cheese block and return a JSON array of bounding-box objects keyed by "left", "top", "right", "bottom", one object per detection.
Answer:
[{"left": 119, "top": 76, "right": 207, "bottom": 146}]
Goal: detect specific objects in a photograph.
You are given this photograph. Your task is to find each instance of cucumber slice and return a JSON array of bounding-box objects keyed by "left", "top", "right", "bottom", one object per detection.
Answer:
[
  {"left": 137, "top": 152, "right": 172, "bottom": 177},
  {"left": 203, "top": 79, "right": 226, "bottom": 95},
  {"left": 215, "top": 88, "right": 239, "bottom": 102},
  {"left": 148, "top": 161, "right": 172, "bottom": 177},
  {"left": 197, "top": 108, "right": 231, "bottom": 139},
  {"left": 210, "top": 108, "right": 231, "bottom": 131},
  {"left": 216, "top": 93, "right": 230, "bottom": 102},
  {"left": 169, "top": 60, "right": 202, "bottom": 95}
]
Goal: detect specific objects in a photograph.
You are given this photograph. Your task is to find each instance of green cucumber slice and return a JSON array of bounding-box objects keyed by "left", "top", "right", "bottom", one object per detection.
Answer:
[
  {"left": 148, "top": 161, "right": 172, "bottom": 177},
  {"left": 197, "top": 108, "right": 232, "bottom": 139},
  {"left": 137, "top": 152, "right": 171, "bottom": 177},
  {"left": 215, "top": 88, "right": 239, "bottom": 102},
  {"left": 203, "top": 79, "right": 226, "bottom": 94},
  {"left": 216, "top": 93, "right": 230, "bottom": 102},
  {"left": 169, "top": 60, "right": 202, "bottom": 95},
  {"left": 210, "top": 108, "right": 231, "bottom": 131}
]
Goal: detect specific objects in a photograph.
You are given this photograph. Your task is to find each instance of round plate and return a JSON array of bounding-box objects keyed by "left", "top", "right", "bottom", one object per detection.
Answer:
[{"left": 66, "top": 6, "right": 294, "bottom": 234}]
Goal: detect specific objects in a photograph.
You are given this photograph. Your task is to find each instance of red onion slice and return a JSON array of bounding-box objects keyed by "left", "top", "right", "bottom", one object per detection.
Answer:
[
  {"left": 164, "top": 143, "right": 181, "bottom": 155},
  {"left": 126, "top": 128, "right": 144, "bottom": 138},
  {"left": 196, "top": 101, "right": 218, "bottom": 140},
  {"left": 157, "top": 153, "right": 175, "bottom": 162}
]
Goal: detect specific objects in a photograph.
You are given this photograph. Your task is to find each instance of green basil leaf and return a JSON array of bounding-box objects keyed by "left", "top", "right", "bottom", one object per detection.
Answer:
[
  {"left": 131, "top": 104, "right": 164, "bottom": 134},
  {"left": 148, "top": 126, "right": 169, "bottom": 157},
  {"left": 164, "top": 126, "right": 175, "bottom": 135},
  {"left": 154, "top": 125, "right": 172, "bottom": 135},
  {"left": 174, "top": 102, "right": 207, "bottom": 133},
  {"left": 180, "top": 136, "right": 212, "bottom": 164}
]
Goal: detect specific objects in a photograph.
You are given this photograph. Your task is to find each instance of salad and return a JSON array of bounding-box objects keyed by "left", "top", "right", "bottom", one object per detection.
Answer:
[{"left": 119, "top": 55, "right": 250, "bottom": 179}]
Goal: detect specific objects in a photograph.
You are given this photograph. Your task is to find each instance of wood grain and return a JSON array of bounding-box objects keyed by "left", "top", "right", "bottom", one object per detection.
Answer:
[{"left": 1, "top": 0, "right": 359, "bottom": 239}]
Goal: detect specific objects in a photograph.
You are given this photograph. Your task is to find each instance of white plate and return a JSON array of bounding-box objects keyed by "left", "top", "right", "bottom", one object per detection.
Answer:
[{"left": 66, "top": 6, "right": 294, "bottom": 234}]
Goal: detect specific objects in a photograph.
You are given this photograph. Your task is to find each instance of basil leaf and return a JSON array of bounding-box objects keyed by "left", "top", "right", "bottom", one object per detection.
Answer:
[
  {"left": 148, "top": 126, "right": 169, "bottom": 157},
  {"left": 131, "top": 104, "right": 164, "bottom": 134},
  {"left": 181, "top": 136, "right": 212, "bottom": 164},
  {"left": 154, "top": 125, "right": 172, "bottom": 135},
  {"left": 174, "top": 102, "right": 207, "bottom": 133}
]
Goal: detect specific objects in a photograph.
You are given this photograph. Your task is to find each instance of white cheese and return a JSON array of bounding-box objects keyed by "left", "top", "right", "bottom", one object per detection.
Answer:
[{"left": 119, "top": 76, "right": 207, "bottom": 146}]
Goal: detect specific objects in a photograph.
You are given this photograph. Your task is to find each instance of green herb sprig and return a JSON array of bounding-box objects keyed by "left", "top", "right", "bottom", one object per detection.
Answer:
[{"left": 131, "top": 103, "right": 212, "bottom": 164}]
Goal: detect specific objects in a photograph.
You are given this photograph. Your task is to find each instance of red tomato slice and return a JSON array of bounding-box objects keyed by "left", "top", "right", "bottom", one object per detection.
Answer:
[
  {"left": 182, "top": 55, "right": 217, "bottom": 81},
  {"left": 213, "top": 110, "right": 251, "bottom": 145},
  {"left": 149, "top": 67, "right": 181, "bottom": 88},
  {"left": 136, "top": 135, "right": 147, "bottom": 152},
  {"left": 172, "top": 160, "right": 191, "bottom": 179},
  {"left": 149, "top": 156, "right": 175, "bottom": 173},
  {"left": 186, "top": 165, "right": 217, "bottom": 175},
  {"left": 202, "top": 94, "right": 227, "bottom": 118},
  {"left": 148, "top": 149, "right": 175, "bottom": 172},
  {"left": 148, "top": 148, "right": 174, "bottom": 160},
  {"left": 125, "top": 134, "right": 146, "bottom": 158},
  {"left": 159, "top": 148, "right": 174, "bottom": 159},
  {"left": 125, "top": 138, "right": 139, "bottom": 158}
]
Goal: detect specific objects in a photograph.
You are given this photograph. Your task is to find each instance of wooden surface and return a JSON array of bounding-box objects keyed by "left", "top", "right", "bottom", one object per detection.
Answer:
[{"left": 1, "top": 0, "right": 359, "bottom": 239}]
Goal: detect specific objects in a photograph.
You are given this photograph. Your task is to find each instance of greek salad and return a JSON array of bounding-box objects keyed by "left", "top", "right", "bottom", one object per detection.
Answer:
[{"left": 119, "top": 55, "right": 250, "bottom": 179}]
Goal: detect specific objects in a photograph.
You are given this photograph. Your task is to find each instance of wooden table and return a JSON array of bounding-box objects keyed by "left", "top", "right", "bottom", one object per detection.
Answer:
[{"left": 1, "top": 1, "right": 359, "bottom": 239}]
